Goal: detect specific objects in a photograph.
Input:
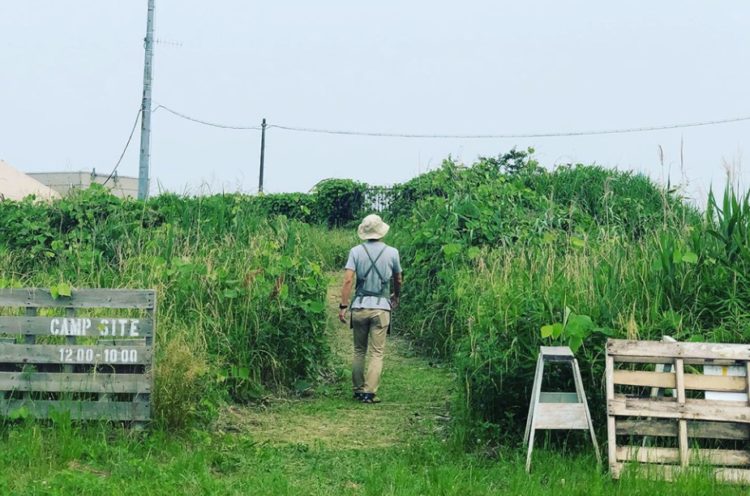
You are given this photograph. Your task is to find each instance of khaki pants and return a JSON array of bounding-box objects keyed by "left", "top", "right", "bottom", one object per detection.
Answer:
[{"left": 351, "top": 308, "right": 390, "bottom": 394}]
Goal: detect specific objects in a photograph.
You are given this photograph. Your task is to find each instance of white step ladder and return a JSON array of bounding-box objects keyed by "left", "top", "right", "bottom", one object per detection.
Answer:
[{"left": 523, "top": 346, "right": 601, "bottom": 472}]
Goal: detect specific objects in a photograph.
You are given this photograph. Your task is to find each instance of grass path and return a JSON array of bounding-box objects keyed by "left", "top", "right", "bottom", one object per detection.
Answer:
[{"left": 217, "top": 273, "right": 454, "bottom": 450}]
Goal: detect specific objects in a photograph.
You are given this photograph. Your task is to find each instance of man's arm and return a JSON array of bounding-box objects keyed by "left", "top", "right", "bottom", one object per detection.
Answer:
[
  {"left": 391, "top": 272, "right": 402, "bottom": 309},
  {"left": 338, "top": 269, "right": 355, "bottom": 323}
]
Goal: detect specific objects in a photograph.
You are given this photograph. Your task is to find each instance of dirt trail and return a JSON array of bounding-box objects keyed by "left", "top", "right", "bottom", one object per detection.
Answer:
[{"left": 216, "top": 275, "right": 453, "bottom": 449}]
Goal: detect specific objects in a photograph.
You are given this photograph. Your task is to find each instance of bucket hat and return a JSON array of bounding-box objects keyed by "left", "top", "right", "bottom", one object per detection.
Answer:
[{"left": 357, "top": 214, "right": 390, "bottom": 240}]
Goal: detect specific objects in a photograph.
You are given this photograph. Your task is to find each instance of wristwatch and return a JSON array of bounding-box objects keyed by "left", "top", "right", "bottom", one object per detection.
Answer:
[{"left": 339, "top": 304, "right": 348, "bottom": 310}]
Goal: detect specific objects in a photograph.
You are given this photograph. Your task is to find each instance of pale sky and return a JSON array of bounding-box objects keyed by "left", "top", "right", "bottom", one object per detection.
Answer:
[{"left": 1, "top": 1, "right": 748, "bottom": 203}]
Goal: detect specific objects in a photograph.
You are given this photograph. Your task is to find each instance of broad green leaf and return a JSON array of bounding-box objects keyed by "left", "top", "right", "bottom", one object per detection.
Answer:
[
  {"left": 467, "top": 247, "right": 481, "bottom": 259},
  {"left": 442, "top": 243, "right": 463, "bottom": 258},
  {"left": 307, "top": 301, "right": 326, "bottom": 313},
  {"left": 672, "top": 248, "right": 682, "bottom": 264},
  {"left": 681, "top": 251, "right": 698, "bottom": 264},
  {"left": 56, "top": 283, "right": 72, "bottom": 297},
  {"left": 569, "top": 336, "right": 583, "bottom": 353},
  {"left": 541, "top": 325, "right": 554, "bottom": 338},
  {"left": 551, "top": 322, "right": 564, "bottom": 339},
  {"left": 570, "top": 236, "right": 585, "bottom": 249}
]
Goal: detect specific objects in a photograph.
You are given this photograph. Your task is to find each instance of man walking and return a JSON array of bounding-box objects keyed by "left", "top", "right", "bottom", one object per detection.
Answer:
[{"left": 338, "top": 214, "right": 402, "bottom": 404}]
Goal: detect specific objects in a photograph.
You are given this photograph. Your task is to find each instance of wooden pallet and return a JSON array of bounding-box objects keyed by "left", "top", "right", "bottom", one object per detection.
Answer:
[
  {"left": 606, "top": 338, "right": 750, "bottom": 484},
  {"left": 0, "top": 288, "right": 155, "bottom": 423}
]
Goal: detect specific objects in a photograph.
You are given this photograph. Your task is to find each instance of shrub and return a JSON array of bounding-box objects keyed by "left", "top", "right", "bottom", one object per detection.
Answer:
[
  {"left": 312, "top": 179, "right": 367, "bottom": 227},
  {"left": 390, "top": 152, "right": 707, "bottom": 445}
]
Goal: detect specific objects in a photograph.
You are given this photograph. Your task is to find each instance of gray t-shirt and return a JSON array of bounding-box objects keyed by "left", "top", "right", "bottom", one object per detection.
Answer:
[{"left": 345, "top": 241, "right": 402, "bottom": 310}]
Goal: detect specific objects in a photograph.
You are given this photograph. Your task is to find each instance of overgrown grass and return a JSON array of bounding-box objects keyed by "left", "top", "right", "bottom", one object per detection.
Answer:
[
  {"left": 391, "top": 153, "right": 750, "bottom": 445},
  {"left": 0, "top": 187, "right": 358, "bottom": 427},
  {"left": 0, "top": 289, "right": 740, "bottom": 496}
]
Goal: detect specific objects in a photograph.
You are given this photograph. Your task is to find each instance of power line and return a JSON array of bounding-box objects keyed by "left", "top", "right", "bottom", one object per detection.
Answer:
[
  {"left": 268, "top": 115, "right": 750, "bottom": 139},
  {"left": 104, "top": 109, "right": 142, "bottom": 186},
  {"left": 153, "top": 104, "right": 261, "bottom": 130},
  {"left": 151, "top": 103, "right": 750, "bottom": 139}
]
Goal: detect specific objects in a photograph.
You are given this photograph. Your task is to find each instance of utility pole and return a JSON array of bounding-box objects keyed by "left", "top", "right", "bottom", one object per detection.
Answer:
[
  {"left": 258, "top": 118, "right": 267, "bottom": 193},
  {"left": 138, "top": 0, "right": 155, "bottom": 200}
]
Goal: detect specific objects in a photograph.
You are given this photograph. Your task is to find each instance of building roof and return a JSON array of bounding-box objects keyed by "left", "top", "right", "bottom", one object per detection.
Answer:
[{"left": 0, "top": 160, "right": 60, "bottom": 201}]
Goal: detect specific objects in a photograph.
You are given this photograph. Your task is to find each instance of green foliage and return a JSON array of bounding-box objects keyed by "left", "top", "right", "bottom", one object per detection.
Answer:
[
  {"left": 0, "top": 191, "right": 353, "bottom": 428},
  {"left": 312, "top": 178, "right": 367, "bottom": 227},
  {"left": 389, "top": 150, "right": 724, "bottom": 445}
]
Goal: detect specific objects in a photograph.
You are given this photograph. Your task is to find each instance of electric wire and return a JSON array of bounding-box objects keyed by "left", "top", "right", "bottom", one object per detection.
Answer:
[
  {"left": 153, "top": 104, "right": 261, "bottom": 130},
  {"left": 268, "top": 115, "right": 750, "bottom": 139},
  {"left": 151, "top": 103, "right": 750, "bottom": 139},
  {"left": 104, "top": 109, "right": 142, "bottom": 186}
]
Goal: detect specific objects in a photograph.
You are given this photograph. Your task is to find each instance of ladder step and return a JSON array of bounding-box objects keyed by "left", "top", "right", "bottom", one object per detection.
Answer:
[
  {"left": 540, "top": 346, "right": 574, "bottom": 360},
  {"left": 539, "top": 392, "right": 580, "bottom": 403},
  {"left": 534, "top": 403, "right": 589, "bottom": 430}
]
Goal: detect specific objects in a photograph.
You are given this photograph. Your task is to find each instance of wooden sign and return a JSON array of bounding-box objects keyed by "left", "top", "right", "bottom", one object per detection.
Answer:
[
  {"left": 606, "top": 338, "right": 750, "bottom": 484},
  {"left": 0, "top": 288, "right": 155, "bottom": 423}
]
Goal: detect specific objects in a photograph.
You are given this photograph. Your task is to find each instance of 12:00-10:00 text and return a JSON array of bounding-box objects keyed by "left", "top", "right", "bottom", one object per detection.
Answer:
[{"left": 58, "top": 347, "right": 139, "bottom": 364}]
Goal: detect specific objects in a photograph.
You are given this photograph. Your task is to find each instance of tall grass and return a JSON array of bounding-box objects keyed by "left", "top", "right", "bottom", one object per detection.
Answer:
[
  {"left": 389, "top": 155, "right": 750, "bottom": 445},
  {"left": 0, "top": 188, "right": 355, "bottom": 428}
]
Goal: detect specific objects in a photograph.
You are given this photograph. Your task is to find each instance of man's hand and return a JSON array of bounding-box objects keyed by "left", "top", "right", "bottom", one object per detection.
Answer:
[
  {"left": 338, "top": 308, "right": 348, "bottom": 323},
  {"left": 390, "top": 295, "right": 400, "bottom": 310}
]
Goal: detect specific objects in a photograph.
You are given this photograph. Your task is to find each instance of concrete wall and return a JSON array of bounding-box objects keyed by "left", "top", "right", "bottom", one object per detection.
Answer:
[{"left": 28, "top": 172, "right": 138, "bottom": 199}]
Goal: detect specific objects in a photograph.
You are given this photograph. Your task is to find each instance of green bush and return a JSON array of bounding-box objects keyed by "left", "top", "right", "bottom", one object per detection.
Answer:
[
  {"left": 390, "top": 151, "right": 714, "bottom": 445},
  {"left": 0, "top": 191, "right": 347, "bottom": 428},
  {"left": 312, "top": 179, "right": 367, "bottom": 227}
]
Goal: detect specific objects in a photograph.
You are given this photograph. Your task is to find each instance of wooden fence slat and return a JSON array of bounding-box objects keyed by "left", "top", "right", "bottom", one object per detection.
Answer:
[
  {"left": 614, "top": 463, "right": 750, "bottom": 485},
  {"left": 675, "top": 358, "right": 689, "bottom": 467},
  {"left": 0, "top": 372, "right": 150, "bottom": 394},
  {"left": 616, "top": 418, "right": 750, "bottom": 440},
  {"left": 0, "top": 316, "right": 154, "bottom": 337},
  {"left": 0, "top": 399, "right": 150, "bottom": 421},
  {"left": 613, "top": 369, "right": 747, "bottom": 392},
  {"left": 0, "top": 344, "right": 151, "bottom": 365},
  {"left": 617, "top": 446, "right": 750, "bottom": 466},
  {"left": 608, "top": 339, "right": 750, "bottom": 361},
  {"left": 0, "top": 289, "right": 155, "bottom": 309},
  {"left": 609, "top": 395, "right": 750, "bottom": 423}
]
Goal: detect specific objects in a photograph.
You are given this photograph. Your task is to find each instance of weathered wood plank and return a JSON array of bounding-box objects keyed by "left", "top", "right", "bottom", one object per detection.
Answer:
[
  {"left": 539, "top": 346, "right": 574, "bottom": 361},
  {"left": 617, "top": 446, "right": 750, "bottom": 466},
  {"left": 0, "top": 316, "right": 154, "bottom": 337},
  {"left": 609, "top": 395, "right": 750, "bottom": 423},
  {"left": 0, "top": 399, "right": 150, "bottom": 421},
  {"left": 0, "top": 372, "right": 150, "bottom": 394},
  {"left": 613, "top": 463, "right": 750, "bottom": 485},
  {"left": 614, "top": 356, "right": 740, "bottom": 366},
  {"left": 533, "top": 403, "right": 589, "bottom": 430},
  {"left": 0, "top": 289, "right": 155, "bottom": 309},
  {"left": 675, "top": 358, "right": 689, "bottom": 467},
  {"left": 0, "top": 344, "right": 151, "bottom": 365},
  {"left": 608, "top": 339, "right": 750, "bottom": 362},
  {"left": 616, "top": 418, "right": 750, "bottom": 440},
  {"left": 606, "top": 354, "right": 617, "bottom": 473},
  {"left": 613, "top": 369, "right": 747, "bottom": 392}
]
